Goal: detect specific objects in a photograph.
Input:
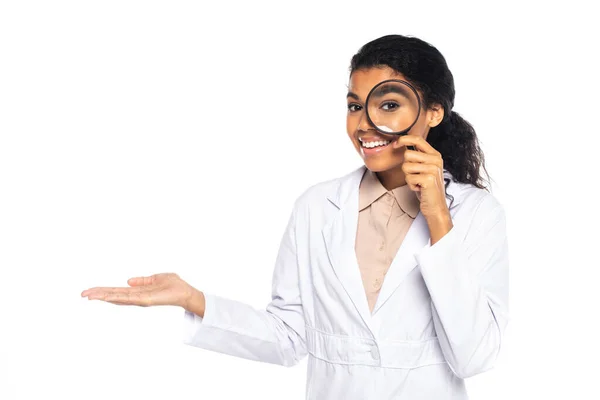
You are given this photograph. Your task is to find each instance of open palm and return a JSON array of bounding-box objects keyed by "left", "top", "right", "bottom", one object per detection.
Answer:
[{"left": 81, "top": 272, "right": 193, "bottom": 308}]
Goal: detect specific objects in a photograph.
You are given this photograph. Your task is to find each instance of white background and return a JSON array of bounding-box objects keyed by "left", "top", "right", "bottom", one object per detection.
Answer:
[{"left": 1, "top": 1, "right": 598, "bottom": 399}]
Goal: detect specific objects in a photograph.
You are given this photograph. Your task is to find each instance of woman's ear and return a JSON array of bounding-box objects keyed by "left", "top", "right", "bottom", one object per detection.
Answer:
[{"left": 427, "top": 103, "right": 445, "bottom": 128}]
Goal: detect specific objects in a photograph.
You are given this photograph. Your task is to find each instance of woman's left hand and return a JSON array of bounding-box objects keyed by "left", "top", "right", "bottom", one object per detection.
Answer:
[{"left": 397, "top": 135, "right": 450, "bottom": 221}]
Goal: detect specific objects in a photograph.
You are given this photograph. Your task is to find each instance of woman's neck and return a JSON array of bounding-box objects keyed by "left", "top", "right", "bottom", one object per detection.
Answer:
[{"left": 375, "top": 165, "right": 407, "bottom": 191}]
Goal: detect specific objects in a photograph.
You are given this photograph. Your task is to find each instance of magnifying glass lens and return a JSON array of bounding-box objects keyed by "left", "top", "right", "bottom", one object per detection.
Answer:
[{"left": 366, "top": 80, "right": 420, "bottom": 136}]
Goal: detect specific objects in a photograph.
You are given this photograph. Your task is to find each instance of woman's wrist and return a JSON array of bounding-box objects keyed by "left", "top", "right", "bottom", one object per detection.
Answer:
[
  {"left": 426, "top": 210, "right": 453, "bottom": 245},
  {"left": 184, "top": 287, "right": 206, "bottom": 318}
]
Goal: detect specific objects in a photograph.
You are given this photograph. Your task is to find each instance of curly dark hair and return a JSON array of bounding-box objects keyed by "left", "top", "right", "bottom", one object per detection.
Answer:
[{"left": 350, "top": 34, "right": 490, "bottom": 191}]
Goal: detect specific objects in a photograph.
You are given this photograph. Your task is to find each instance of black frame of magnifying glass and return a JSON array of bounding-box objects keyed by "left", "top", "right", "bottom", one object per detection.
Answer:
[{"left": 364, "top": 79, "right": 422, "bottom": 150}]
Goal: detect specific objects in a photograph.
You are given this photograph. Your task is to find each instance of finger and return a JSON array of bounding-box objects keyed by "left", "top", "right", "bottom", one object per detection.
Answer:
[
  {"left": 396, "top": 135, "right": 440, "bottom": 155},
  {"left": 88, "top": 290, "right": 150, "bottom": 306},
  {"left": 106, "top": 299, "right": 145, "bottom": 306},
  {"left": 404, "top": 174, "right": 421, "bottom": 191},
  {"left": 83, "top": 286, "right": 142, "bottom": 295},
  {"left": 82, "top": 286, "right": 148, "bottom": 300},
  {"left": 405, "top": 172, "right": 438, "bottom": 190},
  {"left": 403, "top": 149, "right": 443, "bottom": 167},
  {"left": 103, "top": 300, "right": 135, "bottom": 306},
  {"left": 127, "top": 275, "right": 155, "bottom": 287},
  {"left": 81, "top": 287, "right": 107, "bottom": 297},
  {"left": 402, "top": 162, "right": 441, "bottom": 176}
]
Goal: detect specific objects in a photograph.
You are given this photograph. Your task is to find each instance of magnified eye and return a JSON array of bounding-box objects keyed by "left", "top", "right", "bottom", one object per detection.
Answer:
[
  {"left": 347, "top": 103, "right": 362, "bottom": 112},
  {"left": 381, "top": 101, "right": 400, "bottom": 111}
]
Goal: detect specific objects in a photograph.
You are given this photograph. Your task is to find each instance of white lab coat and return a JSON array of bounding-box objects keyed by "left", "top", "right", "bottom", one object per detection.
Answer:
[{"left": 182, "top": 165, "right": 509, "bottom": 399}]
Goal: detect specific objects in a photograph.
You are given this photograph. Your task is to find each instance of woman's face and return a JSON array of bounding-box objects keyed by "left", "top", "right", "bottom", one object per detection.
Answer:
[{"left": 346, "top": 66, "right": 442, "bottom": 173}]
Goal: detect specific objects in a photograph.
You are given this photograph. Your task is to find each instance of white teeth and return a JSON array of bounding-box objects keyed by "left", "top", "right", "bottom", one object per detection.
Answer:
[{"left": 361, "top": 140, "right": 390, "bottom": 148}]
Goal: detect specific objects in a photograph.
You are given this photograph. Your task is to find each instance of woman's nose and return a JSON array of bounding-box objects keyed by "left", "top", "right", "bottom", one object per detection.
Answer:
[{"left": 357, "top": 112, "right": 373, "bottom": 132}]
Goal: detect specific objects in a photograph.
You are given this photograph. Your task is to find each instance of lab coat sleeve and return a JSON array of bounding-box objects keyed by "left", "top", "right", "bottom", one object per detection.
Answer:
[
  {"left": 181, "top": 203, "right": 307, "bottom": 367},
  {"left": 415, "top": 194, "right": 509, "bottom": 379}
]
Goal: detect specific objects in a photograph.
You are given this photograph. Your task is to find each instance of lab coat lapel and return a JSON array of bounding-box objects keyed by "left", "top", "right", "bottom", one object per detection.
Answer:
[
  {"left": 372, "top": 169, "right": 461, "bottom": 315},
  {"left": 322, "top": 166, "right": 375, "bottom": 334},
  {"left": 371, "top": 211, "right": 429, "bottom": 315}
]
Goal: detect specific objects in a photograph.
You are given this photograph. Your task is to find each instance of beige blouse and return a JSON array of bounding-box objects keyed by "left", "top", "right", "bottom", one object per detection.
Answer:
[{"left": 355, "top": 169, "right": 421, "bottom": 314}]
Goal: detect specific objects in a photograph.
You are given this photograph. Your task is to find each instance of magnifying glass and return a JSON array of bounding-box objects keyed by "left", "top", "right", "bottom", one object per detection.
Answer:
[{"left": 365, "top": 79, "right": 422, "bottom": 151}]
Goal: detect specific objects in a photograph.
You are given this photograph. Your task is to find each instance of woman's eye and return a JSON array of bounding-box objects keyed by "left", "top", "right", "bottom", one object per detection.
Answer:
[
  {"left": 347, "top": 103, "right": 362, "bottom": 112},
  {"left": 381, "top": 102, "right": 399, "bottom": 111}
]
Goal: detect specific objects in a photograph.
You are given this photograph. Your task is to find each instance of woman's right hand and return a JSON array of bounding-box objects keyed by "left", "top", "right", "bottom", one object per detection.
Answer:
[{"left": 81, "top": 273, "right": 202, "bottom": 312}]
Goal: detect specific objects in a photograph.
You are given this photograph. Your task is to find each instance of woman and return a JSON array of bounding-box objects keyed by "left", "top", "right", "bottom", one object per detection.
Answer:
[{"left": 81, "top": 34, "right": 509, "bottom": 399}]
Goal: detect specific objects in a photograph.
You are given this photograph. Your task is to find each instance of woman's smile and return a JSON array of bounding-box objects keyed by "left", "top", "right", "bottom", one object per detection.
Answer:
[{"left": 358, "top": 135, "right": 393, "bottom": 156}]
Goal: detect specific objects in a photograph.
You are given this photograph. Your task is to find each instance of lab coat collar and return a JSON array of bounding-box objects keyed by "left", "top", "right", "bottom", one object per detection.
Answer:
[
  {"left": 322, "top": 165, "right": 462, "bottom": 336},
  {"left": 327, "top": 165, "right": 462, "bottom": 211}
]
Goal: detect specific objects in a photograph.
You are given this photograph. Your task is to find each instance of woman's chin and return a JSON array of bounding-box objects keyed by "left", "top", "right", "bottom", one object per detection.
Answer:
[{"left": 363, "top": 158, "right": 402, "bottom": 173}]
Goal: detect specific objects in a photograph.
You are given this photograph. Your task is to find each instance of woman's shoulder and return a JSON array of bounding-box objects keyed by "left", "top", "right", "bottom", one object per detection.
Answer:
[
  {"left": 450, "top": 178, "right": 506, "bottom": 229},
  {"left": 292, "top": 166, "right": 365, "bottom": 210}
]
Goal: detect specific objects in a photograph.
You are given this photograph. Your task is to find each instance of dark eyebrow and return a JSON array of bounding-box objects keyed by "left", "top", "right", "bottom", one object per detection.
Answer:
[
  {"left": 346, "top": 91, "right": 360, "bottom": 100},
  {"left": 371, "top": 83, "right": 411, "bottom": 99}
]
